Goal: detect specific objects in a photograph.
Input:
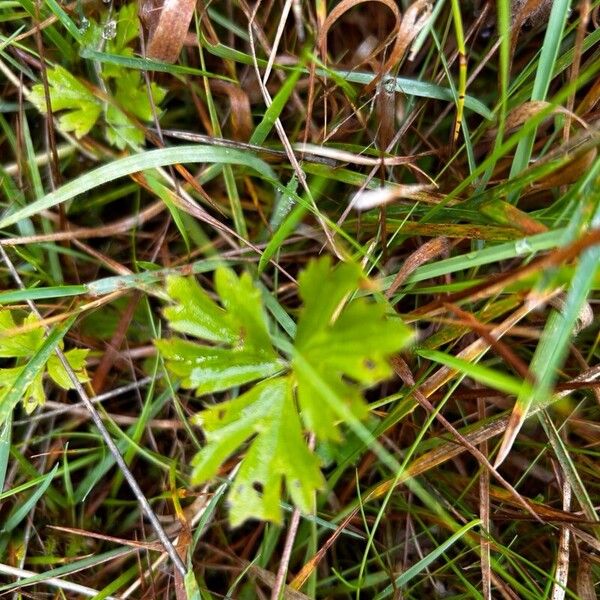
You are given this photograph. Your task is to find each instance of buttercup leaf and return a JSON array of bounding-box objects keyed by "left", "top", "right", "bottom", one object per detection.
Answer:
[
  {"left": 159, "top": 259, "right": 412, "bottom": 525},
  {"left": 159, "top": 270, "right": 284, "bottom": 395},
  {"left": 0, "top": 311, "right": 89, "bottom": 417},
  {"left": 0, "top": 312, "right": 44, "bottom": 358},
  {"left": 30, "top": 2, "right": 165, "bottom": 148},
  {"left": 30, "top": 66, "right": 102, "bottom": 138},
  {"left": 192, "top": 378, "right": 323, "bottom": 525}
]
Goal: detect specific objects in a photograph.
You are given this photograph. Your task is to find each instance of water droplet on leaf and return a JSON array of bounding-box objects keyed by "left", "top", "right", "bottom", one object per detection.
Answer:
[
  {"left": 515, "top": 238, "right": 532, "bottom": 255},
  {"left": 383, "top": 76, "right": 396, "bottom": 94},
  {"left": 102, "top": 20, "right": 117, "bottom": 40},
  {"left": 79, "top": 16, "right": 90, "bottom": 33}
]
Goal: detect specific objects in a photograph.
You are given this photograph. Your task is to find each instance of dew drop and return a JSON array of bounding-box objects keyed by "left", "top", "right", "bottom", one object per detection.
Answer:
[
  {"left": 382, "top": 76, "right": 396, "bottom": 94},
  {"left": 78, "top": 16, "right": 90, "bottom": 33},
  {"left": 102, "top": 20, "right": 117, "bottom": 40},
  {"left": 515, "top": 238, "right": 533, "bottom": 255}
]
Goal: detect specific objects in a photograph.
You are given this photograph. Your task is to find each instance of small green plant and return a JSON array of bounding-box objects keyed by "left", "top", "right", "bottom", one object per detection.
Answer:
[
  {"left": 0, "top": 311, "right": 88, "bottom": 416},
  {"left": 30, "top": 3, "right": 165, "bottom": 149},
  {"left": 157, "top": 257, "right": 412, "bottom": 525}
]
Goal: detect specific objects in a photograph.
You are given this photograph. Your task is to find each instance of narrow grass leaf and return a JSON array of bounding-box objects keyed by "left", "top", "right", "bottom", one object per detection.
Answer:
[
  {"left": 44, "top": 0, "right": 83, "bottom": 43},
  {"left": 496, "top": 170, "right": 600, "bottom": 466},
  {"left": 2, "top": 464, "right": 58, "bottom": 533},
  {"left": 0, "top": 285, "right": 86, "bottom": 304},
  {"left": 508, "top": 0, "right": 570, "bottom": 196},
  {"left": 0, "top": 146, "right": 277, "bottom": 229},
  {"left": 0, "top": 548, "right": 132, "bottom": 592},
  {"left": 374, "top": 519, "right": 481, "bottom": 598},
  {"left": 250, "top": 67, "right": 302, "bottom": 145},
  {"left": 79, "top": 47, "right": 233, "bottom": 80},
  {"left": 184, "top": 571, "right": 202, "bottom": 600},
  {"left": 417, "top": 349, "right": 532, "bottom": 397},
  {"left": 324, "top": 70, "right": 493, "bottom": 119},
  {"left": 0, "top": 413, "right": 10, "bottom": 491}
]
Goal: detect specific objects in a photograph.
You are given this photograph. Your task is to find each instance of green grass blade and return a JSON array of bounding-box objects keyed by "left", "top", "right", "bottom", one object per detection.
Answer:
[
  {"left": 0, "top": 285, "right": 86, "bottom": 304},
  {"left": 0, "top": 413, "right": 10, "bottom": 491},
  {"left": 508, "top": 0, "right": 570, "bottom": 200},
  {"left": 496, "top": 166, "right": 600, "bottom": 466},
  {"left": 0, "top": 547, "right": 132, "bottom": 593},
  {"left": 250, "top": 67, "right": 303, "bottom": 145},
  {"left": 0, "top": 146, "right": 277, "bottom": 229},
  {"left": 2, "top": 464, "right": 58, "bottom": 532},
  {"left": 373, "top": 519, "right": 481, "bottom": 598},
  {"left": 417, "top": 349, "right": 532, "bottom": 397},
  {"left": 324, "top": 70, "right": 493, "bottom": 120},
  {"left": 79, "top": 47, "right": 234, "bottom": 80}
]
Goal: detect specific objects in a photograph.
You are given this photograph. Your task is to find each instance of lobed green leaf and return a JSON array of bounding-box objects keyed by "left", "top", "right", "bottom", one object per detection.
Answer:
[{"left": 159, "top": 258, "right": 412, "bottom": 524}]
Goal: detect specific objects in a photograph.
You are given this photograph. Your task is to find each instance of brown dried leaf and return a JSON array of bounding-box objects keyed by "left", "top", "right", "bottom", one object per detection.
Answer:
[
  {"left": 501, "top": 101, "right": 587, "bottom": 136},
  {"left": 575, "top": 557, "right": 596, "bottom": 600},
  {"left": 577, "top": 76, "right": 600, "bottom": 116},
  {"left": 211, "top": 81, "right": 253, "bottom": 141},
  {"left": 141, "top": 0, "right": 196, "bottom": 63},
  {"left": 385, "top": 237, "right": 449, "bottom": 297},
  {"left": 533, "top": 148, "right": 598, "bottom": 190},
  {"left": 318, "top": 0, "right": 401, "bottom": 71}
]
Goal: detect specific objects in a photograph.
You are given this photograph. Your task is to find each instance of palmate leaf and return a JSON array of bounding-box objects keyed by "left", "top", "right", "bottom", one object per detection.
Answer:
[
  {"left": 192, "top": 377, "right": 323, "bottom": 526},
  {"left": 159, "top": 258, "right": 413, "bottom": 524},
  {"left": 156, "top": 270, "right": 284, "bottom": 395},
  {"left": 0, "top": 311, "right": 89, "bottom": 417},
  {"left": 30, "top": 2, "right": 165, "bottom": 148},
  {"left": 29, "top": 65, "right": 102, "bottom": 138},
  {"left": 294, "top": 257, "right": 412, "bottom": 441},
  {"left": 105, "top": 70, "right": 167, "bottom": 149}
]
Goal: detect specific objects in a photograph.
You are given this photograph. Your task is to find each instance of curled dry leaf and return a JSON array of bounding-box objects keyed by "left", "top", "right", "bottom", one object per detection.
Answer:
[
  {"left": 512, "top": 0, "right": 554, "bottom": 27},
  {"left": 400, "top": 0, "right": 433, "bottom": 63},
  {"left": 319, "top": 0, "right": 401, "bottom": 88},
  {"left": 385, "top": 237, "right": 450, "bottom": 298},
  {"left": 210, "top": 81, "right": 253, "bottom": 141},
  {"left": 533, "top": 147, "right": 598, "bottom": 190},
  {"left": 319, "top": 0, "right": 431, "bottom": 96},
  {"left": 141, "top": 0, "right": 197, "bottom": 63},
  {"left": 577, "top": 76, "right": 600, "bottom": 115},
  {"left": 489, "top": 101, "right": 588, "bottom": 138},
  {"left": 366, "top": 0, "right": 432, "bottom": 95},
  {"left": 351, "top": 183, "right": 436, "bottom": 211},
  {"left": 510, "top": 0, "right": 554, "bottom": 60}
]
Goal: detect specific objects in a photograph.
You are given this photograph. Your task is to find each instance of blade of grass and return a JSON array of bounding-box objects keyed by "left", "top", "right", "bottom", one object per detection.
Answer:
[
  {"left": 0, "top": 285, "right": 86, "bottom": 304},
  {"left": 79, "top": 47, "right": 234, "bottom": 80},
  {"left": 496, "top": 164, "right": 600, "bottom": 466},
  {"left": 0, "top": 145, "right": 277, "bottom": 230},
  {"left": 2, "top": 464, "right": 58, "bottom": 533},
  {"left": 197, "top": 40, "right": 247, "bottom": 238},
  {"left": 0, "top": 563, "right": 117, "bottom": 599},
  {"left": 0, "top": 547, "right": 132, "bottom": 593},
  {"left": 373, "top": 519, "right": 482, "bottom": 599},
  {"left": 250, "top": 66, "right": 303, "bottom": 145},
  {"left": 0, "top": 413, "right": 11, "bottom": 492},
  {"left": 449, "top": 0, "right": 467, "bottom": 144},
  {"left": 417, "top": 349, "right": 533, "bottom": 397},
  {"left": 508, "top": 0, "right": 571, "bottom": 202}
]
